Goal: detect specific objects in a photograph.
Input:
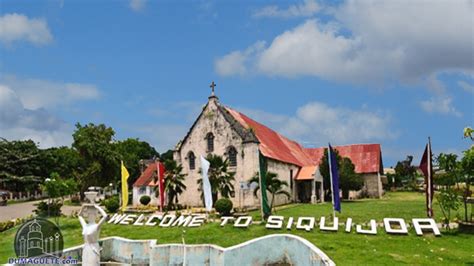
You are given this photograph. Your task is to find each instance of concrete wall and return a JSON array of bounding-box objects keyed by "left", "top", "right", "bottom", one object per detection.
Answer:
[
  {"left": 266, "top": 158, "right": 299, "bottom": 206},
  {"left": 58, "top": 235, "right": 335, "bottom": 266},
  {"left": 362, "top": 173, "right": 383, "bottom": 198},
  {"left": 174, "top": 97, "right": 261, "bottom": 208},
  {"left": 132, "top": 186, "right": 159, "bottom": 207}
]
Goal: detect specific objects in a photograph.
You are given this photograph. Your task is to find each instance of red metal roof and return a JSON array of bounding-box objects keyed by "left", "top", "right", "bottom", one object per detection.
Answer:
[
  {"left": 225, "top": 107, "right": 314, "bottom": 167},
  {"left": 295, "top": 165, "right": 317, "bottom": 180},
  {"left": 225, "top": 106, "right": 382, "bottom": 174},
  {"left": 133, "top": 163, "right": 158, "bottom": 187},
  {"left": 304, "top": 144, "right": 382, "bottom": 174}
]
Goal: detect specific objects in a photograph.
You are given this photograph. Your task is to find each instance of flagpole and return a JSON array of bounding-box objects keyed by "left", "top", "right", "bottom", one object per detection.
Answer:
[
  {"left": 428, "top": 137, "right": 432, "bottom": 218},
  {"left": 328, "top": 146, "right": 336, "bottom": 218},
  {"left": 258, "top": 150, "right": 265, "bottom": 220},
  {"left": 156, "top": 161, "right": 162, "bottom": 212}
]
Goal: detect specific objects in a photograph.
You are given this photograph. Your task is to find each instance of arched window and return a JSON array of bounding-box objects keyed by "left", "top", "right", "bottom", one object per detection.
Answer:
[
  {"left": 228, "top": 146, "right": 237, "bottom": 167},
  {"left": 206, "top": 132, "right": 215, "bottom": 152},
  {"left": 188, "top": 151, "right": 196, "bottom": 170}
]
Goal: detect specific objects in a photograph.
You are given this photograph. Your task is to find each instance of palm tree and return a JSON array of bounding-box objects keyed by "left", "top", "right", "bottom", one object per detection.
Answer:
[
  {"left": 249, "top": 171, "right": 291, "bottom": 211},
  {"left": 161, "top": 159, "right": 187, "bottom": 209},
  {"left": 197, "top": 154, "right": 235, "bottom": 204}
]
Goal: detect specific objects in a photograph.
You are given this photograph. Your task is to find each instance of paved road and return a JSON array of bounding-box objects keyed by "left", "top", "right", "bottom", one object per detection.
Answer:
[{"left": 0, "top": 200, "right": 81, "bottom": 222}]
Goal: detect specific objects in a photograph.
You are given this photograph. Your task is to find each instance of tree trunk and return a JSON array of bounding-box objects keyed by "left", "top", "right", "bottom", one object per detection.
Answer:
[
  {"left": 342, "top": 189, "right": 350, "bottom": 200},
  {"left": 212, "top": 193, "right": 218, "bottom": 206},
  {"left": 270, "top": 193, "right": 275, "bottom": 212}
]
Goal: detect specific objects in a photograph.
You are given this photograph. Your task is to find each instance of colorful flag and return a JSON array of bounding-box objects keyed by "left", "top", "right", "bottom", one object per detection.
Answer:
[
  {"left": 200, "top": 156, "right": 213, "bottom": 212},
  {"left": 328, "top": 144, "right": 341, "bottom": 213},
  {"left": 419, "top": 138, "right": 434, "bottom": 217},
  {"left": 258, "top": 151, "right": 272, "bottom": 219},
  {"left": 120, "top": 161, "right": 130, "bottom": 212},
  {"left": 156, "top": 161, "right": 166, "bottom": 211}
]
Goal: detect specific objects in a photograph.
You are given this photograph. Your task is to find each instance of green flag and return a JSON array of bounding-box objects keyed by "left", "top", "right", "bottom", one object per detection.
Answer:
[{"left": 259, "top": 151, "right": 271, "bottom": 219}]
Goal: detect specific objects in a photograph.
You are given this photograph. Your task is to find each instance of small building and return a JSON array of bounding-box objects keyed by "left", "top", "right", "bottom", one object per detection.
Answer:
[{"left": 132, "top": 162, "right": 160, "bottom": 207}]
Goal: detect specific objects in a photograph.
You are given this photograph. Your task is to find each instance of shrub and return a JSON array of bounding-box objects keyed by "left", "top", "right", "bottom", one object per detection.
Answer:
[
  {"left": 140, "top": 195, "right": 151, "bottom": 206},
  {"left": 104, "top": 197, "right": 120, "bottom": 213},
  {"left": 34, "top": 201, "right": 63, "bottom": 217},
  {"left": 215, "top": 198, "right": 233, "bottom": 216},
  {"left": 0, "top": 220, "right": 15, "bottom": 233},
  {"left": 70, "top": 195, "right": 81, "bottom": 204}
]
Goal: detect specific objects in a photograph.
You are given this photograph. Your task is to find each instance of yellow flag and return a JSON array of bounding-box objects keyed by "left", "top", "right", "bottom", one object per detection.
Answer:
[{"left": 121, "top": 161, "right": 130, "bottom": 212}]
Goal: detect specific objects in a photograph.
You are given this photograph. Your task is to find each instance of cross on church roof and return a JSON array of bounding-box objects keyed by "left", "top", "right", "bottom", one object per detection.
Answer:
[{"left": 210, "top": 81, "right": 216, "bottom": 96}]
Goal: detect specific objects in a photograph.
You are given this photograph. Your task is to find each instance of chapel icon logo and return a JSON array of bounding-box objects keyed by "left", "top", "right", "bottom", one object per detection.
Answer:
[{"left": 14, "top": 218, "right": 64, "bottom": 259}]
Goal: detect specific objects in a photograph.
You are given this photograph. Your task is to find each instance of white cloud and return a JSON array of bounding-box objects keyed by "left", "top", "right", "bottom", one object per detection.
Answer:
[
  {"left": 1, "top": 75, "right": 100, "bottom": 109},
  {"left": 215, "top": 41, "right": 265, "bottom": 76},
  {"left": 217, "top": 1, "right": 473, "bottom": 84},
  {"left": 0, "top": 85, "right": 72, "bottom": 148},
  {"left": 0, "top": 75, "right": 101, "bottom": 148},
  {"left": 420, "top": 97, "right": 462, "bottom": 117},
  {"left": 130, "top": 0, "right": 147, "bottom": 12},
  {"left": 253, "top": 0, "right": 320, "bottom": 19},
  {"left": 239, "top": 101, "right": 397, "bottom": 146},
  {"left": 458, "top": 80, "right": 474, "bottom": 94},
  {"left": 419, "top": 75, "right": 462, "bottom": 117},
  {"left": 0, "top": 13, "right": 53, "bottom": 45}
]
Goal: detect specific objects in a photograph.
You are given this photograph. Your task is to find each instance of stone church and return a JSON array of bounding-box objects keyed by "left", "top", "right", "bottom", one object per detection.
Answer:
[{"left": 134, "top": 86, "right": 384, "bottom": 209}]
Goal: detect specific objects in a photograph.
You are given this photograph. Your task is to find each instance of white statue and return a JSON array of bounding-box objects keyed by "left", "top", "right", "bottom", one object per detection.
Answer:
[{"left": 78, "top": 192, "right": 107, "bottom": 266}]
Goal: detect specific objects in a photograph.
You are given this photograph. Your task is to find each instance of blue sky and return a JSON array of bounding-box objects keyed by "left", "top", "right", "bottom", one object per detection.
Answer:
[{"left": 0, "top": 0, "right": 472, "bottom": 166}]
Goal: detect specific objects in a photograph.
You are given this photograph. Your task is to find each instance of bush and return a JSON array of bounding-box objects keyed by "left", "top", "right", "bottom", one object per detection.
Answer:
[
  {"left": 104, "top": 197, "right": 120, "bottom": 213},
  {"left": 0, "top": 220, "right": 15, "bottom": 233},
  {"left": 215, "top": 198, "right": 233, "bottom": 216},
  {"left": 140, "top": 195, "right": 151, "bottom": 206},
  {"left": 34, "top": 201, "right": 63, "bottom": 217},
  {"left": 70, "top": 195, "right": 81, "bottom": 204}
]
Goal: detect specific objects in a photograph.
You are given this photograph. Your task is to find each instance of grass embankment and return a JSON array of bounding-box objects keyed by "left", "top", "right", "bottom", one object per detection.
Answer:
[{"left": 1, "top": 192, "right": 472, "bottom": 265}]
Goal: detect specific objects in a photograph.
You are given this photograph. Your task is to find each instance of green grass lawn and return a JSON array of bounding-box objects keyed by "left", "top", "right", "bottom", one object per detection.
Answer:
[{"left": 1, "top": 192, "right": 473, "bottom": 265}]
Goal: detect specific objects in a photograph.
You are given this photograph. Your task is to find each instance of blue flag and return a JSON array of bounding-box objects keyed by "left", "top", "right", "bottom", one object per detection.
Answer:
[{"left": 328, "top": 144, "right": 341, "bottom": 212}]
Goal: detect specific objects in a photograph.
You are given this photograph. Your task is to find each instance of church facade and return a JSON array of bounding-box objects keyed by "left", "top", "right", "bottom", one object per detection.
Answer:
[{"left": 168, "top": 90, "right": 384, "bottom": 209}]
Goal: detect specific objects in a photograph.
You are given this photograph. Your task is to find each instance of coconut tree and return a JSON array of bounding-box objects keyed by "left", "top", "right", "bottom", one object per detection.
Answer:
[
  {"left": 162, "top": 159, "right": 187, "bottom": 209},
  {"left": 197, "top": 154, "right": 235, "bottom": 204},
  {"left": 249, "top": 171, "right": 291, "bottom": 211}
]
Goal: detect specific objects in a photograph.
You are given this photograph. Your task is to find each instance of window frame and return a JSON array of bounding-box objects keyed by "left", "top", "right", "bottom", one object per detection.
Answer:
[
  {"left": 206, "top": 132, "right": 215, "bottom": 152},
  {"left": 227, "top": 146, "right": 238, "bottom": 167},
  {"left": 188, "top": 151, "right": 196, "bottom": 170}
]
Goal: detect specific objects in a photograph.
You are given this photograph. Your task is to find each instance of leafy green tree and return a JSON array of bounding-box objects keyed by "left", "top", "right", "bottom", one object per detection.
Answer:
[
  {"left": 394, "top": 156, "right": 417, "bottom": 189},
  {"left": 114, "top": 138, "right": 159, "bottom": 185},
  {"left": 435, "top": 153, "right": 462, "bottom": 228},
  {"left": 163, "top": 159, "right": 187, "bottom": 209},
  {"left": 41, "top": 172, "right": 78, "bottom": 204},
  {"left": 319, "top": 148, "right": 338, "bottom": 201},
  {"left": 436, "top": 153, "right": 461, "bottom": 188},
  {"left": 339, "top": 157, "right": 364, "bottom": 199},
  {"left": 437, "top": 188, "right": 461, "bottom": 230},
  {"left": 36, "top": 172, "right": 78, "bottom": 222},
  {"left": 42, "top": 146, "right": 82, "bottom": 180},
  {"left": 197, "top": 154, "right": 235, "bottom": 204},
  {"left": 460, "top": 146, "right": 473, "bottom": 222},
  {"left": 464, "top": 127, "right": 473, "bottom": 141},
  {"left": 72, "top": 123, "right": 120, "bottom": 195},
  {"left": 249, "top": 171, "right": 290, "bottom": 211},
  {"left": 319, "top": 148, "right": 363, "bottom": 200},
  {"left": 160, "top": 149, "right": 174, "bottom": 161},
  {"left": 0, "top": 139, "right": 44, "bottom": 192}
]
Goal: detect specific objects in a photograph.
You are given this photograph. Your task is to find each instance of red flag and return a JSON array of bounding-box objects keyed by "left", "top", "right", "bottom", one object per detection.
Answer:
[
  {"left": 419, "top": 140, "right": 434, "bottom": 217},
  {"left": 156, "top": 161, "right": 166, "bottom": 211}
]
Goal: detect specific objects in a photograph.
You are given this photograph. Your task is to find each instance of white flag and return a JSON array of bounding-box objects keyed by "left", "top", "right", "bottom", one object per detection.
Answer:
[{"left": 200, "top": 156, "right": 213, "bottom": 212}]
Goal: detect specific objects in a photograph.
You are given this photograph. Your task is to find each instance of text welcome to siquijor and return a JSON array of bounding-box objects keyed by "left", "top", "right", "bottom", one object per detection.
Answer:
[{"left": 108, "top": 213, "right": 442, "bottom": 236}]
